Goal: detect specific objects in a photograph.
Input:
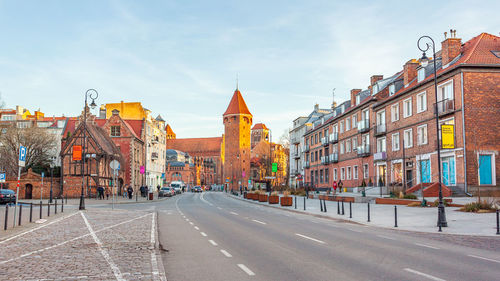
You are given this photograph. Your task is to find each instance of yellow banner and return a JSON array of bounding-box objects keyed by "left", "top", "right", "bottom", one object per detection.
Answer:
[{"left": 441, "top": 124, "right": 454, "bottom": 149}]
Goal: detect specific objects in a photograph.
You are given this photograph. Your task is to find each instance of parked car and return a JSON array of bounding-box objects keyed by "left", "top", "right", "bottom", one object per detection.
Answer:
[
  {"left": 0, "top": 189, "right": 16, "bottom": 204},
  {"left": 159, "top": 187, "right": 174, "bottom": 197},
  {"left": 192, "top": 186, "right": 203, "bottom": 193},
  {"left": 173, "top": 186, "right": 182, "bottom": 194}
]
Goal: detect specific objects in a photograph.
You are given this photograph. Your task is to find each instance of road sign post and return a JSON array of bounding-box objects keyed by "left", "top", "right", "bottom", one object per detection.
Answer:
[
  {"left": 110, "top": 160, "right": 120, "bottom": 210},
  {"left": 14, "top": 145, "right": 27, "bottom": 227},
  {"left": 41, "top": 172, "right": 44, "bottom": 201}
]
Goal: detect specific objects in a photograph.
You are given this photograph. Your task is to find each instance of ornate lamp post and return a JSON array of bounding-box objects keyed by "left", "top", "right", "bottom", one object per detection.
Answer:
[
  {"left": 417, "top": 36, "right": 447, "bottom": 230},
  {"left": 80, "top": 89, "right": 98, "bottom": 210}
]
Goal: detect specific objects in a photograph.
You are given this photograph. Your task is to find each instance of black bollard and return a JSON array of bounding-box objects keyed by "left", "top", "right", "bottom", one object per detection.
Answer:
[
  {"left": 323, "top": 199, "right": 327, "bottom": 212},
  {"left": 18, "top": 204, "right": 22, "bottom": 226},
  {"left": 341, "top": 199, "right": 345, "bottom": 215},
  {"left": 367, "top": 202, "right": 371, "bottom": 222},
  {"left": 55, "top": 199, "right": 57, "bottom": 215},
  {"left": 337, "top": 200, "right": 340, "bottom": 214},
  {"left": 304, "top": 196, "right": 306, "bottom": 211},
  {"left": 496, "top": 210, "right": 499, "bottom": 235},
  {"left": 48, "top": 203, "right": 50, "bottom": 217},
  {"left": 4, "top": 204, "right": 8, "bottom": 230},
  {"left": 66, "top": 195, "right": 68, "bottom": 204},
  {"left": 61, "top": 198, "right": 64, "bottom": 213},
  {"left": 320, "top": 199, "right": 324, "bottom": 212},
  {"left": 394, "top": 205, "right": 398, "bottom": 227},
  {"left": 349, "top": 201, "right": 352, "bottom": 218},
  {"left": 39, "top": 201, "right": 42, "bottom": 219},
  {"left": 294, "top": 196, "right": 297, "bottom": 209},
  {"left": 30, "top": 203, "right": 33, "bottom": 223}
]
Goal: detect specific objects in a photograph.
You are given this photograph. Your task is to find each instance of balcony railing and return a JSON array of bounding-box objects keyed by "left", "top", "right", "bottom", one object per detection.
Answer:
[
  {"left": 293, "top": 150, "right": 300, "bottom": 159},
  {"left": 329, "top": 153, "right": 338, "bottom": 163},
  {"left": 374, "top": 124, "right": 386, "bottom": 136},
  {"left": 357, "top": 145, "right": 370, "bottom": 157},
  {"left": 321, "top": 136, "right": 329, "bottom": 146},
  {"left": 151, "top": 152, "right": 159, "bottom": 160},
  {"left": 304, "top": 144, "right": 310, "bottom": 152},
  {"left": 357, "top": 119, "right": 370, "bottom": 133},
  {"left": 373, "top": 151, "right": 387, "bottom": 161},
  {"left": 320, "top": 156, "right": 330, "bottom": 165},
  {"left": 329, "top": 132, "right": 338, "bottom": 143},
  {"left": 435, "top": 99, "right": 455, "bottom": 116}
]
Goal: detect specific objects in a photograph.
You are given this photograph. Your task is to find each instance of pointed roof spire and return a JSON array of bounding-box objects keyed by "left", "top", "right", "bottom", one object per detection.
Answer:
[
  {"left": 223, "top": 88, "right": 252, "bottom": 116},
  {"left": 236, "top": 73, "right": 239, "bottom": 90}
]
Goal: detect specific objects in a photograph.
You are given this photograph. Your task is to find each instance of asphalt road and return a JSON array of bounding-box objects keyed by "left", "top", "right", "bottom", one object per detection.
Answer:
[{"left": 106, "top": 192, "right": 500, "bottom": 281}]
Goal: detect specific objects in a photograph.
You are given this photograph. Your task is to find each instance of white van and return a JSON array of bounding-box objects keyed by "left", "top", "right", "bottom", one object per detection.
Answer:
[{"left": 170, "top": 181, "right": 185, "bottom": 193}]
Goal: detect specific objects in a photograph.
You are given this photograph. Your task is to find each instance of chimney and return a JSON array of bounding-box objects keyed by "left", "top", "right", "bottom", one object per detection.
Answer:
[
  {"left": 370, "top": 75, "right": 383, "bottom": 86},
  {"left": 403, "top": 59, "right": 420, "bottom": 86},
  {"left": 351, "top": 89, "right": 361, "bottom": 106},
  {"left": 441, "top": 30, "right": 461, "bottom": 66},
  {"left": 314, "top": 103, "right": 319, "bottom": 111}
]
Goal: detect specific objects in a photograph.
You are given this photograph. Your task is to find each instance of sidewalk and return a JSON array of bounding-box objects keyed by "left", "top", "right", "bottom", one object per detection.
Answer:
[
  {"left": 232, "top": 193, "right": 500, "bottom": 236},
  {"left": 19, "top": 192, "right": 170, "bottom": 206}
]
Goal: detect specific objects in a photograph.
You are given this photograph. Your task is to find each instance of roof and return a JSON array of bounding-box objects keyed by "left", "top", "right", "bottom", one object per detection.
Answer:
[
  {"left": 223, "top": 89, "right": 252, "bottom": 116},
  {"left": 155, "top": 115, "right": 165, "bottom": 122},
  {"left": 252, "top": 123, "right": 268, "bottom": 130},
  {"left": 165, "top": 124, "right": 175, "bottom": 135},
  {"left": 167, "top": 137, "right": 223, "bottom": 154}
]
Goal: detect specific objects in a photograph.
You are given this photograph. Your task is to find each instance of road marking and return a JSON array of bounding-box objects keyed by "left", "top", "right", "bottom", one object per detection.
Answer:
[
  {"left": 200, "top": 232, "right": 207, "bottom": 237},
  {"left": 209, "top": 240, "right": 218, "bottom": 246},
  {"left": 194, "top": 226, "right": 199, "bottom": 230},
  {"left": 415, "top": 243, "right": 440, "bottom": 250},
  {"left": 295, "top": 233, "right": 325, "bottom": 244},
  {"left": 348, "top": 228, "right": 363, "bottom": 233},
  {"left": 311, "top": 220, "right": 318, "bottom": 224},
  {"left": 220, "top": 249, "right": 232, "bottom": 257},
  {"left": 404, "top": 268, "right": 446, "bottom": 281},
  {"left": 189, "top": 222, "right": 194, "bottom": 225},
  {"left": 150, "top": 213, "right": 165, "bottom": 281},
  {"left": 468, "top": 254, "right": 500, "bottom": 264},
  {"left": 377, "top": 235, "right": 396, "bottom": 240},
  {"left": 81, "top": 212, "right": 125, "bottom": 281},
  {"left": 252, "top": 219, "right": 266, "bottom": 225},
  {"left": 237, "top": 264, "right": 255, "bottom": 276},
  {"left": 230, "top": 211, "right": 239, "bottom": 215}
]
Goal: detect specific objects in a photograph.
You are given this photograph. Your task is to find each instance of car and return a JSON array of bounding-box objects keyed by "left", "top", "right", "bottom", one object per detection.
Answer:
[
  {"left": 159, "top": 187, "right": 174, "bottom": 197},
  {"left": 192, "top": 186, "right": 203, "bottom": 193},
  {"left": 0, "top": 189, "right": 16, "bottom": 204},
  {"left": 173, "top": 187, "right": 182, "bottom": 194}
]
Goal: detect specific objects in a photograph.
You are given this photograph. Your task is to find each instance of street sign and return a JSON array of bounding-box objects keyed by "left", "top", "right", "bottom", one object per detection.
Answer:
[
  {"left": 140, "top": 166, "right": 145, "bottom": 174},
  {"left": 272, "top": 163, "right": 278, "bottom": 173},
  {"left": 72, "top": 145, "right": 82, "bottom": 161},
  {"left": 110, "top": 160, "right": 120, "bottom": 171},
  {"left": 225, "top": 178, "right": 229, "bottom": 183},
  {"left": 41, "top": 172, "right": 44, "bottom": 178},
  {"left": 441, "top": 124, "right": 455, "bottom": 149},
  {"left": 242, "top": 171, "right": 246, "bottom": 178},
  {"left": 19, "top": 145, "right": 27, "bottom": 167},
  {"left": 0, "top": 173, "right": 5, "bottom": 183}
]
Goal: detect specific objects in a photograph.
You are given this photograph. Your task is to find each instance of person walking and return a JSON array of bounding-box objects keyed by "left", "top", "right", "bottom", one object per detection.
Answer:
[
  {"left": 128, "top": 186, "right": 133, "bottom": 199},
  {"left": 333, "top": 180, "right": 338, "bottom": 194},
  {"left": 338, "top": 180, "right": 343, "bottom": 193},
  {"left": 105, "top": 187, "right": 110, "bottom": 200}
]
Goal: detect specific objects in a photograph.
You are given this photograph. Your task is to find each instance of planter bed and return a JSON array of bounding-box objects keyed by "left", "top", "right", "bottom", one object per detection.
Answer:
[
  {"left": 258, "top": 194, "right": 268, "bottom": 202},
  {"left": 269, "top": 195, "right": 279, "bottom": 204},
  {"left": 280, "top": 196, "right": 293, "bottom": 206}
]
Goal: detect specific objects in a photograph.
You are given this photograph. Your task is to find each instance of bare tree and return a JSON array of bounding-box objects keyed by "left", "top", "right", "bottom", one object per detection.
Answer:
[
  {"left": 0, "top": 124, "right": 57, "bottom": 177},
  {"left": 278, "top": 129, "right": 290, "bottom": 150}
]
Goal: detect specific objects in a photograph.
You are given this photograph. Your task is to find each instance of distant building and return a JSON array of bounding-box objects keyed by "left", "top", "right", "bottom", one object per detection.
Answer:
[{"left": 251, "top": 123, "right": 269, "bottom": 148}]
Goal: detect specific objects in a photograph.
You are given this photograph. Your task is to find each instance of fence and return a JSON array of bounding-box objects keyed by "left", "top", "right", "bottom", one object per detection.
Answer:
[{"left": 2, "top": 197, "right": 65, "bottom": 231}]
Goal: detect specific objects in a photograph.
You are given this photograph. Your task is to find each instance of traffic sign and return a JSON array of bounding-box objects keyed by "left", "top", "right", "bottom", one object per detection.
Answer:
[
  {"left": 140, "top": 166, "right": 145, "bottom": 174},
  {"left": 110, "top": 160, "right": 120, "bottom": 171},
  {"left": 19, "top": 145, "right": 27, "bottom": 167},
  {"left": 272, "top": 163, "right": 277, "bottom": 173},
  {"left": 41, "top": 172, "right": 45, "bottom": 178},
  {"left": 0, "top": 173, "right": 5, "bottom": 183}
]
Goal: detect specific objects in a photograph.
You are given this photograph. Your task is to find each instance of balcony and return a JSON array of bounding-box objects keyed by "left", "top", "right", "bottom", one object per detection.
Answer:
[
  {"left": 357, "top": 145, "right": 370, "bottom": 157},
  {"left": 435, "top": 99, "right": 455, "bottom": 117},
  {"left": 304, "top": 161, "right": 310, "bottom": 168},
  {"left": 329, "top": 132, "right": 338, "bottom": 143},
  {"left": 293, "top": 150, "right": 301, "bottom": 159},
  {"left": 357, "top": 119, "right": 370, "bottom": 133},
  {"left": 151, "top": 152, "right": 159, "bottom": 161},
  {"left": 329, "top": 153, "right": 338, "bottom": 163},
  {"left": 320, "top": 156, "right": 330, "bottom": 165},
  {"left": 374, "top": 124, "right": 386, "bottom": 136},
  {"left": 373, "top": 151, "right": 387, "bottom": 161},
  {"left": 303, "top": 144, "right": 310, "bottom": 152},
  {"left": 321, "top": 137, "right": 329, "bottom": 147},
  {"left": 291, "top": 137, "right": 300, "bottom": 144}
]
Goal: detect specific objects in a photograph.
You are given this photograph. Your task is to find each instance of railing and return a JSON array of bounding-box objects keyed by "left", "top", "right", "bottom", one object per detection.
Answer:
[
  {"left": 329, "top": 133, "right": 338, "bottom": 143},
  {"left": 375, "top": 124, "right": 386, "bottom": 136},
  {"left": 357, "top": 145, "right": 370, "bottom": 157},
  {"left": 435, "top": 99, "right": 455, "bottom": 116},
  {"left": 373, "top": 151, "right": 387, "bottom": 161},
  {"left": 291, "top": 137, "right": 300, "bottom": 144},
  {"left": 151, "top": 152, "right": 158, "bottom": 160},
  {"left": 293, "top": 150, "right": 300, "bottom": 159},
  {"left": 321, "top": 137, "right": 329, "bottom": 146},
  {"left": 320, "top": 156, "right": 330, "bottom": 165},
  {"left": 357, "top": 119, "right": 370, "bottom": 133},
  {"left": 304, "top": 144, "right": 310, "bottom": 152},
  {"left": 329, "top": 153, "right": 338, "bottom": 163}
]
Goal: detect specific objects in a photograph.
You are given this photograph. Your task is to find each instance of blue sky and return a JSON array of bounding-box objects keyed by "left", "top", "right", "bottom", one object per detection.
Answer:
[{"left": 1, "top": 0, "right": 499, "bottom": 139}]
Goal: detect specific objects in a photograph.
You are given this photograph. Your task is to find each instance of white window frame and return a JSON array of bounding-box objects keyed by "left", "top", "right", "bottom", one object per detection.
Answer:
[
  {"left": 417, "top": 68, "right": 425, "bottom": 83},
  {"left": 340, "top": 121, "right": 344, "bottom": 133},
  {"left": 346, "top": 139, "right": 351, "bottom": 153},
  {"left": 417, "top": 124, "right": 428, "bottom": 145},
  {"left": 437, "top": 79, "right": 454, "bottom": 102},
  {"left": 340, "top": 141, "right": 345, "bottom": 154},
  {"left": 346, "top": 118, "right": 351, "bottom": 131},
  {"left": 352, "top": 115, "right": 357, "bottom": 127},
  {"left": 391, "top": 104, "right": 399, "bottom": 122},
  {"left": 352, "top": 137, "right": 357, "bottom": 150},
  {"left": 392, "top": 133, "right": 400, "bottom": 151},
  {"left": 333, "top": 168, "right": 338, "bottom": 181},
  {"left": 404, "top": 129, "right": 413, "bottom": 148},
  {"left": 363, "top": 164, "right": 369, "bottom": 179},
  {"left": 403, "top": 98, "right": 412, "bottom": 118},
  {"left": 389, "top": 84, "right": 395, "bottom": 96},
  {"left": 347, "top": 166, "right": 352, "bottom": 180},
  {"left": 353, "top": 165, "right": 359, "bottom": 179},
  {"left": 377, "top": 137, "right": 386, "bottom": 153},
  {"left": 341, "top": 167, "right": 345, "bottom": 180},
  {"left": 416, "top": 91, "right": 427, "bottom": 113}
]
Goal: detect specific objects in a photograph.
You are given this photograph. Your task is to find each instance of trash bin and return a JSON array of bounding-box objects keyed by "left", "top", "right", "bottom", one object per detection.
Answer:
[{"left": 149, "top": 192, "right": 153, "bottom": 200}]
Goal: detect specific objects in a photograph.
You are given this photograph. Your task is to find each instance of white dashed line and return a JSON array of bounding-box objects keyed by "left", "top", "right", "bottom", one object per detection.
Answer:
[
  {"left": 377, "top": 235, "right": 396, "bottom": 240},
  {"left": 220, "top": 249, "right": 232, "bottom": 257},
  {"left": 238, "top": 264, "right": 255, "bottom": 276},
  {"left": 415, "top": 243, "right": 440, "bottom": 250},
  {"left": 189, "top": 222, "right": 194, "bottom": 225},
  {"left": 348, "top": 228, "right": 363, "bottom": 233},
  {"left": 468, "top": 254, "right": 500, "bottom": 264},
  {"left": 217, "top": 207, "right": 222, "bottom": 210},
  {"left": 404, "top": 268, "right": 446, "bottom": 281},
  {"left": 200, "top": 232, "right": 207, "bottom": 237},
  {"left": 252, "top": 219, "right": 266, "bottom": 225},
  {"left": 230, "top": 211, "right": 239, "bottom": 216},
  {"left": 194, "top": 226, "right": 199, "bottom": 230},
  {"left": 295, "top": 233, "right": 325, "bottom": 244},
  {"left": 209, "top": 240, "right": 218, "bottom": 246}
]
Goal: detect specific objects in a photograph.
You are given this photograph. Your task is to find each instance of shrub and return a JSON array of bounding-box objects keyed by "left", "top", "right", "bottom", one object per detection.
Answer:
[
  {"left": 460, "top": 200, "right": 497, "bottom": 212},
  {"left": 271, "top": 191, "right": 278, "bottom": 196},
  {"left": 251, "top": 187, "right": 256, "bottom": 191},
  {"left": 432, "top": 199, "right": 449, "bottom": 207},
  {"left": 283, "top": 191, "right": 291, "bottom": 197},
  {"left": 403, "top": 194, "right": 418, "bottom": 200}
]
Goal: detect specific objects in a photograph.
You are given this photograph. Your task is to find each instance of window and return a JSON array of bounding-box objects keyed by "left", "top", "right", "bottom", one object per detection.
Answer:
[
  {"left": 363, "top": 164, "right": 369, "bottom": 179},
  {"left": 340, "top": 141, "right": 345, "bottom": 154},
  {"left": 319, "top": 132, "right": 322, "bottom": 140},
  {"left": 111, "top": 126, "right": 121, "bottom": 136},
  {"left": 417, "top": 92, "right": 427, "bottom": 113},
  {"left": 320, "top": 170, "right": 324, "bottom": 183},
  {"left": 315, "top": 134, "right": 318, "bottom": 144},
  {"left": 353, "top": 165, "right": 358, "bottom": 179},
  {"left": 340, "top": 121, "right": 344, "bottom": 133},
  {"left": 391, "top": 104, "right": 399, "bottom": 122},
  {"left": 325, "top": 168, "right": 329, "bottom": 183},
  {"left": 332, "top": 124, "right": 338, "bottom": 133},
  {"left": 377, "top": 137, "right": 386, "bottom": 153},
  {"left": 356, "top": 94, "right": 361, "bottom": 105},
  {"left": 346, "top": 139, "right": 351, "bottom": 153},
  {"left": 373, "top": 84, "right": 379, "bottom": 94},
  {"left": 404, "top": 129, "right": 413, "bottom": 148},
  {"left": 376, "top": 110, "right": 385, "bottom": 126},
  {"left": 403, "top": 98, "right": 412, "bottom": 118},
  {"left": 389, "top": 84, "right": 395, "bottom": 96},
  {"left": 352, "top": 137, "right": 358, "bottom": 150},
  {"left": 438, "top": 80, "right": 454, "bottom": 101},
  {"left": 392, "top": 133, "right": 400, "bottom": 151},
  {"left": 352, "top": 115, "right": 357, "bottom": 127},
  {"left": 346, "top": 118, "right": 351, "bottom": 131},
  {"left": 347, "top": 166, "right": 352, "bottom": 180},
  {"left": 417, "top": 125, "right": 428, "bottom": 145},
  {"left": 341, "top": 167, "right": 345, "bottom": 180},
  {"left": 417, "top": 68, "right": 425, "bottom": 82},
  {"left": 333, "top": 168, "right": 338, "bottom": 181}
]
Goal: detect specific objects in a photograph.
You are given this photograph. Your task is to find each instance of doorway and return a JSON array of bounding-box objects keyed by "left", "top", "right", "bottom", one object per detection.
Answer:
[{"left": 25, "top": 184, "right": 33, "bottom": 199}]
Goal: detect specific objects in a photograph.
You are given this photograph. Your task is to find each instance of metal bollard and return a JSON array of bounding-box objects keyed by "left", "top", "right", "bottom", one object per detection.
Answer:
[
  {"left": 18, "top": 205, "right": 22, "bottom": 226},
  {"left": 349, "top": 201, "right": 352, "bottom": 218},
  {"left": 61, "top": 198, "right": 64, "bottom": 213},
  {"left": 341, "top": 199, "right": 345, "bottom": 215},
  {"left": 295, "top": 196, "right": 297, "bottom": 209},
  {"left": 320, "top": 199, "right": 324, "bottom": 212},
  {"left": 323, "top": 199, "right": 327, "bottom": 212},
  {"left": 66, "top": 195, "right": 68, "bottom": 204},
  {"left": 303, "top": 196, "right": 306, "bottom": 211},
  {"left": 4, "top": 204, "right": 8, "bottom": 230},
  {"left": 48, "top": 203, "right": 50, "bottom": 217},
  {"left": 30, "top": 203, "right": 33, "bottom": 223},
  {"left": 496, "top": 209, "right": 499, "bottom": 235},
  {"left": 367, "top": 202, "right": 371, "bottom": 222},
  {"left": 337, "top": 200, "right": 340, "bottom": 214},
  {"left": 55, "top": 199, "right": 57, "bottom": 214},
  {"left": 394, "top": 205, "right": 398, "bottom": 227},
  {"left": 40, "top": 201, "right": 42, "bottom": 219}
]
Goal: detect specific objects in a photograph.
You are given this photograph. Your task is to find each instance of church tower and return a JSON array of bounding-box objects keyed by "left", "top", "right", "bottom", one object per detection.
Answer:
[{"left": 223, "top": 88, "right": 252, "bottom": 191}]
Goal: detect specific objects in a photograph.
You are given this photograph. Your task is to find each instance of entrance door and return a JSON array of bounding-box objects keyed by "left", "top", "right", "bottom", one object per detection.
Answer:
[
  {"left": 479, "top": 155, "right": 492, "bottom": 185},
  {"left": 441, "top": 157, "right": 456, "bottom": 186},
  {"left": 25, "top": 184, "right": 33, "bottom": 199},
  {"left": 377, "top": 165, "right": 386, "bottom": 186},
  {"left": 406, "top": 169, "right": 413, "bottom": 188},
  {"left": 420, "top": 160, "right": 431, "bottom": 183}
]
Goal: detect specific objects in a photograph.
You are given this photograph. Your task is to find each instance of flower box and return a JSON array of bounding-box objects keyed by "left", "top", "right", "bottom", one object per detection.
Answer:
[
  {"left": 258, "top": 194, "right": 268, "bottom": 202},
  {"left": 280, "top": 196, "right": 293, "bottom": 206},
  {"left": 269, "top": 195, "right": 280, "bottom": 204}
]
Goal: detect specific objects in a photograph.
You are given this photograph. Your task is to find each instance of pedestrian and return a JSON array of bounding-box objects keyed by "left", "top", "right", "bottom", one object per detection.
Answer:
[
  {"left": 140, "top": 185, "right": 145, "bottom": 197},
  {"left": 333, "top": 180, "right": 338, "bottom": 194},
  {"left": 123, "top": 186, "right": 128, "bottom": 198},
  {"left": 128, "top": 186, "right": 133, "bottom": 199},
  {"left": 98, "top": 186, "right": 104, "bottom": 200},
  {"left": 105, "top": 187, "right": 110, "bottom": 200},
  {"left": 338, "top": 180, "right": 343, "bottom": 193},
  {"left": 157, "top": 185, "right": 161, "bottom": 193}
]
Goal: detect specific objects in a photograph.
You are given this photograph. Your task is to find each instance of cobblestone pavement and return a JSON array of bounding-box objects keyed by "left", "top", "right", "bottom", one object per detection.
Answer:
[{"left": 0, "top": 208, "right": 166, "bottom": 281}]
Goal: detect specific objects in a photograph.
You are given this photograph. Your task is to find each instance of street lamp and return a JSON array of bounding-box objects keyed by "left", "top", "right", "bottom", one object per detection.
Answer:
[
  {"left": 417, "top": 36, "right": 447, "bottom": 230},
  {"left": 80, "top": 89, "right": 98, "bottom": 210},
  {"left": 49, "top": 156, "right": 55, "bottom": 203}
]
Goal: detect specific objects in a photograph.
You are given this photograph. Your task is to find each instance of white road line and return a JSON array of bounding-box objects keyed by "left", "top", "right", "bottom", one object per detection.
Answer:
[
  {"left": 194, "top": 226, "right": 199, "bottom": 230},
  {"left": 295, "top": 233, "right": 325, "bottom": 244},
  {"left": 252, "top": 219, "right": 266, "bottom": 225},
  {"left": 377, "top": 235, "right": 396, "bottom": 240},
  {"left": 217, "top": 207, "right": 222, "bottom": 210},
  {"left": 415, "top": 243, "right": 440, "bottom": 250},
  {"left": 200, "top": 232, "right": 207, "bottom": 237},
  {"left": 468, "top": 254, "right": 500, "bottom": 264},
  {"left": 185, "top": 219, "right": 189, "bottom": 222},
  {"left": 150, "top": 213, "right": 165, "bottom": 281},
  {"left": 230, "top": 211, "right": 239, "bottom": 216},
  {"left": 348, "top": 228, "right": 363, "bottom": 233},
  {"left": 404, "top": 268, "right": 446, "bottom": 281},
  {"left": 189, "top": 222, "right": 194, "bottom": 225},
  {"left": 0, "top": 211, "right": 80, "bottom": 244},
  {"left": 238, "top": 264, "right": 255, "bottom": 276},
  {"left": 81, "top": 212, "right": 125, "bottom": 281},
  {"left": 311, "top": 220, "right": 318, "bottom": 224},
  {"left": 220, "top": 249, "right": 232, "bottom": 257},
  {"left": 209, "top": 240, "right": 218, "bottom": 246}
]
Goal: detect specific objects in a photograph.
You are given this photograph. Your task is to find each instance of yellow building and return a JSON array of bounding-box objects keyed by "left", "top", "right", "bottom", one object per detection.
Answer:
[{"left": 104, "top": 101, "right": 147, "bottom": 120}]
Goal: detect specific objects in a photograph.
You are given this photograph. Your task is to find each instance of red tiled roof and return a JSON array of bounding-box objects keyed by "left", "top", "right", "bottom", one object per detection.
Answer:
[
  {"left": 252, "top": 123, "right": 268, "bottom": 130},
  {"left": 165, "top": 124, "right": 175, "bottom": 135},
  {"left": 167, "top": 137, "right": 223, "bottom": 154},
  {"left": 223, "top": 89, "right": 252, "bottom": 116}
]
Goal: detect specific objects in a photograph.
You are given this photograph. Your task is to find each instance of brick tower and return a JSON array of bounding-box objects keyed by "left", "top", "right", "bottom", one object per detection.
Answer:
[{"left": 223, "top": 88, "right": 252, "bottom": 191}]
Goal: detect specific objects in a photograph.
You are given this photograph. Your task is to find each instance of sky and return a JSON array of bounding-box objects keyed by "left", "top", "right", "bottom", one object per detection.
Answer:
[{"left": 0, "top": 0, "right": 499, "bottom": 139}]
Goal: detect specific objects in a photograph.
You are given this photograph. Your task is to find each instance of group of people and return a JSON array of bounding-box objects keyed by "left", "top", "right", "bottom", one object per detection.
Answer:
[{"left": 96, "top": 186, "right": 111, "bottom": 200}]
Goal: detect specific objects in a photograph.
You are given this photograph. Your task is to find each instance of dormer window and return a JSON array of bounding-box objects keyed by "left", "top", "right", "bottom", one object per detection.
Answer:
[
  {"left": 417, "top": 68, "right": 425, "bottom": 83},
  {"left": 355, "top": 94, "right": 361, "bottom": 105},
  {"left": 389, "top": 84, "right": 395, "bottom": 96},
  {"left": 373, "top": 84, "right": 379, "bottom": 95}
]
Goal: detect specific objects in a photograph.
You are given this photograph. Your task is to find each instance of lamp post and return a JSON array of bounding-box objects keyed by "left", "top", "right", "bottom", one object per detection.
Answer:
[
  {"left": 80, "top": 89, "right": 98, "bottom": 211},
  {"left": 49, "top": 157, "right": 55, "bottom": 203},
  {"left": 417, "top": 36, "right": 447, "bottom": 229}
]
